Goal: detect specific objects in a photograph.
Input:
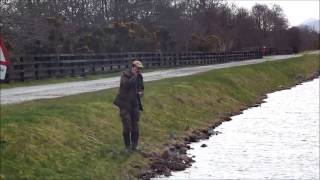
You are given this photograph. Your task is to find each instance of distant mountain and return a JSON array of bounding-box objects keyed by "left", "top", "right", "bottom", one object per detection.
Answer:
[{"left": 300, "top": 18, "right": 319, "bottom": 32}]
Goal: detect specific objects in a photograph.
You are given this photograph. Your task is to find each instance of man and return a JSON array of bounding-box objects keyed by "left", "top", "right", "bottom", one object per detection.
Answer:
[{"left": 114, "top": 59, "right": 144, "bottom": 151}]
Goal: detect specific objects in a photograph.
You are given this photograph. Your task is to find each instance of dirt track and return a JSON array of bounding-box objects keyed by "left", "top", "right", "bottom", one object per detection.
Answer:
[{"left": 0, "top": 54, "right": 307, "bottom": 105}]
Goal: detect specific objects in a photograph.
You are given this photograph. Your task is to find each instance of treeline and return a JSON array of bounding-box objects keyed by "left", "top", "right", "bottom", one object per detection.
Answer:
[{"left": 0, "top": 0, "right": 319, "bottom": 55}]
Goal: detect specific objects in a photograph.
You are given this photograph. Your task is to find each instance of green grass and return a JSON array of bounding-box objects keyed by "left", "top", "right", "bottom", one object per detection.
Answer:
[{"left": 0, "top": 54, "right": 319, "bottom": 180}]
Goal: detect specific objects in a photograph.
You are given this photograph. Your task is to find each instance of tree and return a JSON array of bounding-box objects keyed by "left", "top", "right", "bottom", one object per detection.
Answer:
[
  {"left": 287, "top": 27, "right": 301, "bottom": 53},
  {"left": 0, "top": 0, "right": 318, "bottom": 56}
]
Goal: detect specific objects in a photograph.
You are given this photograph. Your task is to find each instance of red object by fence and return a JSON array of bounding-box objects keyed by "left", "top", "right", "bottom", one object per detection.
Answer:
[{"left": 0, "top": 33, "right": 10, "bottom": 66}]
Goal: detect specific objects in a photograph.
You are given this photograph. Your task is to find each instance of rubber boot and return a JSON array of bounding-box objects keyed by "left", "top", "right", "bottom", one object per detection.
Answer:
[
  {"left": 123, "top": 132, "right": 131, "bottom": 150},
  {"left": 131, "top": 131, "right": 139, "bottom": 151}
]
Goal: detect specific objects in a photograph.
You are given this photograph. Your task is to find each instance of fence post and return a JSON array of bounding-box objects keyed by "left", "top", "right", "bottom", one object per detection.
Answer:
[
  {"left": 176, "top": 51, "right": 179, "bottom": 66},
  {"left": 19, "top": 56, "right": 24, "bottom": 81},
  {"left": 159, "top": 51, "right": 164, "bottom": 67},
  {"left": 35, "top": 59, "right": 39, "bottom": 80}
]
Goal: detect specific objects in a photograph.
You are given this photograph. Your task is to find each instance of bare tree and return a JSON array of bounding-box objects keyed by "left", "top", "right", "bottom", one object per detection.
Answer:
[{"left": 0, "top": 0, "right": 318, "bottom": 55}]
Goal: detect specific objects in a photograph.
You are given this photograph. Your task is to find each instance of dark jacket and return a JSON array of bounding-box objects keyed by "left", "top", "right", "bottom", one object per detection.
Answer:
[
  {"left": 137, "top": 73, "right": 144, "bottom": 111},
  {"left": 114, "top": 70, "right": 144, "bottom": 111}
]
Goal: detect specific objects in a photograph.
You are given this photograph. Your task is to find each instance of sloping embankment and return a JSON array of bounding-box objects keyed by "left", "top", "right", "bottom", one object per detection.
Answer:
[{"left": 0, "top": 54, "right": 319, "bottom": 180}]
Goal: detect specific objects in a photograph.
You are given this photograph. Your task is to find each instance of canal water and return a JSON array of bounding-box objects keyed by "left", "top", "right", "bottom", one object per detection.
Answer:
[{"left": 158, "top": 78, "right": 319, "bottom": 180}]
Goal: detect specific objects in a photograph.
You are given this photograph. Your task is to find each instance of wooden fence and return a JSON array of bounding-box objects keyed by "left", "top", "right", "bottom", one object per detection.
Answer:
[
  {"left": 260, "top": 48, "right": 293, "bottom": 56},
  {"left": 3, "top": 50, "right": 265, "bottom": 82}
]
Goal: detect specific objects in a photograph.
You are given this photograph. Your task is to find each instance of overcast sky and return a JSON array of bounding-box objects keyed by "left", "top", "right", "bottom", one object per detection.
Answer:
[{"left": 225, "top": 0, "right": 320, "bottom": 26}]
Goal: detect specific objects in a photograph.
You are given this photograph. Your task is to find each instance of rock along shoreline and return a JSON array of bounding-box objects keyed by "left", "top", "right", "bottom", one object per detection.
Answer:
[{"left": 137, "top": 71, "right": 320, "bottom": 180}]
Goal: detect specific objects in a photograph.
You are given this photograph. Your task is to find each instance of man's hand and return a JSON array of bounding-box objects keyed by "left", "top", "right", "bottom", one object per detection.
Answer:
[{"left": 138, "top": 91, "right": 144, "bottom": 97}]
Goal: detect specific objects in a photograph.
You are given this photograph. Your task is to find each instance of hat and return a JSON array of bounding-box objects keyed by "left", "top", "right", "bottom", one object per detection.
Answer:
[{"left": 132, "top": 60, "right": 144, "bottom": 68}]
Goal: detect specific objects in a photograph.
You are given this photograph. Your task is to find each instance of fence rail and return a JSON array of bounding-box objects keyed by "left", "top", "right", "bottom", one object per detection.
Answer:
[{"left": 2, "top": 49, "right": 291, "bottom": 82}]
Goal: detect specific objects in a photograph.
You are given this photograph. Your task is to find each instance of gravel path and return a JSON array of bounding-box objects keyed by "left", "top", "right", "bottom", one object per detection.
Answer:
[{"left": 0, "top": 54, "right": 305, "bottom": 104}]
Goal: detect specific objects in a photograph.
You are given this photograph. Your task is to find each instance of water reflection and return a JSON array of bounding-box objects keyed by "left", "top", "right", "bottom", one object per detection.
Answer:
[{"left": 159, "top": 78, "right": 319, "bottom": 180}]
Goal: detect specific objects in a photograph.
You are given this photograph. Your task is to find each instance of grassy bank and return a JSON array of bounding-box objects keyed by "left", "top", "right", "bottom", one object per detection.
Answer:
[{"left": 0, "top": 54, "right": 319, "bottom": 180}]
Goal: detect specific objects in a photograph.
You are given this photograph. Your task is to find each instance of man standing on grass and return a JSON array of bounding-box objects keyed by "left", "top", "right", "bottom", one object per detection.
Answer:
[{"left": 114, "top": 59, "right": 144, "bottom": 151}]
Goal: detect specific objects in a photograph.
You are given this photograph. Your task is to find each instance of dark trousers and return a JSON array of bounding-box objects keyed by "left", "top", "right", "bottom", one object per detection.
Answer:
[{"left": 120, "top": 108, "right": 140, "bottom": 149}]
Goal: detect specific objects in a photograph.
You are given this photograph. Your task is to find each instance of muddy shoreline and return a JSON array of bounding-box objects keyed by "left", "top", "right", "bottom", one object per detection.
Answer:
[{"left": 137, "top": 71, "right": 320, "bottom": 180}]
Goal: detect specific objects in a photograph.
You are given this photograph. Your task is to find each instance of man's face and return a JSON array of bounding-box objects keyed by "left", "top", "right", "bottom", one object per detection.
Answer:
[
  {"left": 132, "top": 66, "right": 142, "bottom": 74},
  {"left": 136, "top": 67, "right": 142, "bottom": 74}
]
